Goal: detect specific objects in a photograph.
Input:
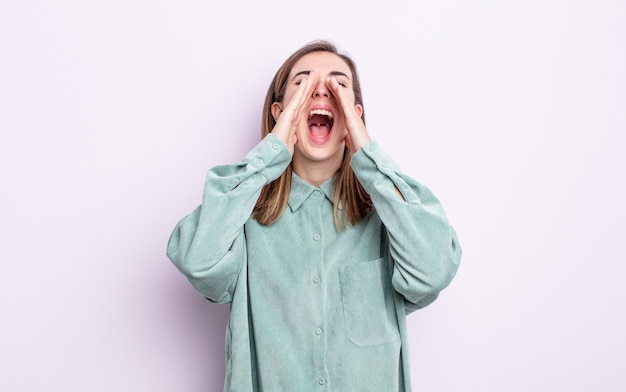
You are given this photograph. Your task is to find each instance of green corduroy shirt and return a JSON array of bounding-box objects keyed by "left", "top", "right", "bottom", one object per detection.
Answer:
[{"left": 167, "top": 134, "right": 461, "bottom": 391}]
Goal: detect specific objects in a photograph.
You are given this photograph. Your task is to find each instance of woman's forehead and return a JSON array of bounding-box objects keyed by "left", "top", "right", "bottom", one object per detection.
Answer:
[{"left": 290, "top": 51, "right": 351, "bottom": 78}]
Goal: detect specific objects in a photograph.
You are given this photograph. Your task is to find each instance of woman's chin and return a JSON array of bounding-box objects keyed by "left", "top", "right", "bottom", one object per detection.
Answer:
[{"left": 295, "top": 141, "right": 345, "bottom": 164}]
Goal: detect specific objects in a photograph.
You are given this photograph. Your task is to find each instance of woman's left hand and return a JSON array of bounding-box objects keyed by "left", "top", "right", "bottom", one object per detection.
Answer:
[{"left": 328, "top": 77, "right": 371, "bottom": 155}]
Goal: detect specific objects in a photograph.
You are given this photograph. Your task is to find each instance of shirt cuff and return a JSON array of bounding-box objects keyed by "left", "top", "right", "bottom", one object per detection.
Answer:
[
  {"left": 242, "top": 134, "right": 291, "bottom": 183},
  {"left": 350, "top": 140, "right": 418, "bottom": 204}
]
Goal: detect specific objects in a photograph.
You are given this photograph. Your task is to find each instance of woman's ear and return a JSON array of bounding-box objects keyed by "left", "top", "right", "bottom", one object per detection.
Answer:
[
  {"left": 271, "top": 102, "right": 283, "bottom": 121},
  {"left": 355, "top": 104, "right": 363, "bottom": 118}
]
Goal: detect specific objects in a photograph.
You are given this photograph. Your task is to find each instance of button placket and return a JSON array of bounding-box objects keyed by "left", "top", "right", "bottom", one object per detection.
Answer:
[
  {"left": 312, "top": 189, "right": 324, "bottom": 243},
  {"left": 310, "top": 186, "right": 328, "bottom": 390}
]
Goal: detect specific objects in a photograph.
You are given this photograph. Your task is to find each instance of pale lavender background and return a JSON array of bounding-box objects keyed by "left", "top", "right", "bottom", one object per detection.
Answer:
[{"left": 1, "top": 1, "right": 625, "bottom": 391}]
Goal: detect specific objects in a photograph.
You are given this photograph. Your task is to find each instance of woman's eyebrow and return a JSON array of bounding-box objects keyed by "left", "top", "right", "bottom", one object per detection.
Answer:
[
  {"left": 291, "top": 70, "right": 351, "bottom": 81},
  {"left": 329, "top": 71, "right": 350, "bottom": 79},
  {"left": 291, "top": 70, "right": 311, "bottom": 81}
]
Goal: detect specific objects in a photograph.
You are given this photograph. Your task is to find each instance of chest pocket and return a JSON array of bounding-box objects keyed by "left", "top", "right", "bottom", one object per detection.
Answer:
[{"left": 339, "top": 257, "right": 400, "bottom": 346}]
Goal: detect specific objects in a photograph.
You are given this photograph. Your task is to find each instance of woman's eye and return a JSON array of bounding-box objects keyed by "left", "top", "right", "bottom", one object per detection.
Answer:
[{"left": 338, "top": 81, "right": 347, "bottom": 88}]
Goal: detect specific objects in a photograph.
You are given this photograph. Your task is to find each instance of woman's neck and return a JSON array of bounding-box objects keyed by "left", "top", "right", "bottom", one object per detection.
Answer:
[{"left": 291, "top": 154, "right": 342, "bottom": 187}]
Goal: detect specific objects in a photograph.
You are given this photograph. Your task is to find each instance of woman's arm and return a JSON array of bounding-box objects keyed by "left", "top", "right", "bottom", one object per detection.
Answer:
[
  {"left": 327, "top": 75, "right": 461, "bottom": 310},
  {"left": 351, "top": 141, "right": 462, "bottom": 311},
  {"left": 166, "top": 135, "right": 291, "bottom": 303}
]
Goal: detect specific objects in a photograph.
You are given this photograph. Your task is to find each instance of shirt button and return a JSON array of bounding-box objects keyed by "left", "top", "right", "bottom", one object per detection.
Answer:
[
  {"left": 318, "top": 378, "right": 326, "bottom": 385},
  {"left": 313, "top": 234, "right": 321, "bottom": 241},
  {"left": 272, "top": 143, "right": 280, "bottom": 150},
  {"left": 312, "top": 276, "right": 320, "bottom": 284},
  {"left": 313, "top": 189, "right": 322, "bottom": 197},
  {"left": 254, "top": 158, "right": 264, "bottom": 165},
  {"left": 315, "top": 328, "right": 323, "bottom": 336}
]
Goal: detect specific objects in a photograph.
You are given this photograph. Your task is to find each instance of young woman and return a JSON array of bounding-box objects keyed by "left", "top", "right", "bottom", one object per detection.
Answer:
[{"left": 167, "top": 40, "right": 461, "bottom": 392}]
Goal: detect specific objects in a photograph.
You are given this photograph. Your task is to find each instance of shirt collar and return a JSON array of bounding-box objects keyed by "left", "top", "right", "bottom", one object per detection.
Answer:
[{"left": 288, "top": 172, "right": 337, "bottom": 212}]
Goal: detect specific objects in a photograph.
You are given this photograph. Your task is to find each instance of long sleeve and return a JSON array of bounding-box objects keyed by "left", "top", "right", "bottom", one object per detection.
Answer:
[
  {"left": 350, "top": 141, "right": 462, "bottom": 311},
  {"left": 166, "top": 134, "right": 291, "bottom": 303}
]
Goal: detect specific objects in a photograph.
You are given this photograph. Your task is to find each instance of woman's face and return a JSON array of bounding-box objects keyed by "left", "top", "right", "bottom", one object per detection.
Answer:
[{"left": 276, "top": 51, "right": 362, "bottom": 171}]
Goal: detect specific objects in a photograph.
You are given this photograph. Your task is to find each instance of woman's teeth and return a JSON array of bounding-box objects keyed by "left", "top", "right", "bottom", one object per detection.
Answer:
[{"left": 308, "top": 108, "right": 333, "bottom": 119}]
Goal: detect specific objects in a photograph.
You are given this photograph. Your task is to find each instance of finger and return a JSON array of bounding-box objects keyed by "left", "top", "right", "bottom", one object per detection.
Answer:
[
  {"left": 285, "top": 72, "right": 317, "bottom": 126},
  {"left": 327, "top": 77, "right": 347, "bottom": 101},
  {"left": 296, "top": 72, "right": 318, "bottom": 112},
  {"left": 328, "top": 76, "right": 369, "bottom": 150},
  {"left": 328, "top": 76, "right": 352, "bottom": 115},
  {"left": 295, "top": 73, "right": 320, "bottom": 127},
  {"left": 305, "top": 71, "right": 319, "bottom": 98}
]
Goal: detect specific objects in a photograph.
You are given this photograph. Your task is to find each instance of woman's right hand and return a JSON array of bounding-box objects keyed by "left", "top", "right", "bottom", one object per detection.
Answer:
[{"left": 270, "top": 72, "right": 319, "bottom": 156}]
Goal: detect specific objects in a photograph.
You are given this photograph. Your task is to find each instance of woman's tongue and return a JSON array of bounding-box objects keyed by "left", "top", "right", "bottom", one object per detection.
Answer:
[
  {"left": 308, "top": 114, "right": 332, "bottom": 141},
  {"left": 309, "top": 124, "right": 330, "bottom": 140}
]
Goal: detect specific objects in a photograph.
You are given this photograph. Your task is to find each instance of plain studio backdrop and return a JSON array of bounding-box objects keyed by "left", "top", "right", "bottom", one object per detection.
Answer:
[{"left": 1, "top": 1, "right": 624, "bottom": 391}]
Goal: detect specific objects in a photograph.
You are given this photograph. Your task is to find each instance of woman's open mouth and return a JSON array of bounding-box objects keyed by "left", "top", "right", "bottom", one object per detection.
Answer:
[{"left": 307, "top": 108, "right": 334, "bottom": 144}]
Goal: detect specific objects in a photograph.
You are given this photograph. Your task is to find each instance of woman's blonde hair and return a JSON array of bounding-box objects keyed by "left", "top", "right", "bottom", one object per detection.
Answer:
[{"left": 253, "top": 40, "right": 372, "bottom": 229}]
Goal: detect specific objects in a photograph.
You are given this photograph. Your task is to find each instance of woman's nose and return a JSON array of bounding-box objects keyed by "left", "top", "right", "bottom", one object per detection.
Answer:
[{"left": 312, "top": 78, "right": 329, "bottom": 98}]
